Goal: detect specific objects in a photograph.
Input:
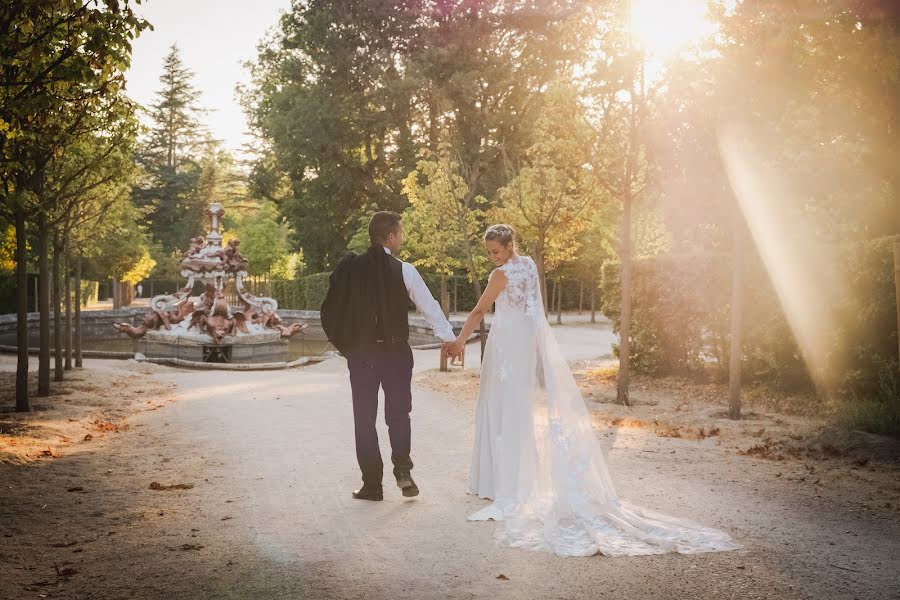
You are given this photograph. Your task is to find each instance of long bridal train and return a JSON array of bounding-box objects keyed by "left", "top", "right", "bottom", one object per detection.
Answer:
[{"left": 467, "top": 255, "right": 741, "bottom": 557}]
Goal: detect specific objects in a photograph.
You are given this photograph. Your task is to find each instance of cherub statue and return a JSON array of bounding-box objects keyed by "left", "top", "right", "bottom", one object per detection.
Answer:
[
  {"left": 189, "top": 286, "right": 235, "bottom": 345},
  {"left": 182, "top": 237, "right": 205, "bottom": 260},
  {"left": 213, "top": 238, "right": 248, "bottom": 273},
  {"left": 112, "top": 300, "right": 194, "bottom": 339},
  {"left": 274, "top": 322, "right": 309, "bottom": 339}
]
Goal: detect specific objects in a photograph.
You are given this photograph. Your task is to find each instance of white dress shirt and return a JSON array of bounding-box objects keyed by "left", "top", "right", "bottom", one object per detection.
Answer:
[{"left": 384, "top": 247, "right": 456, "bottom": 343}]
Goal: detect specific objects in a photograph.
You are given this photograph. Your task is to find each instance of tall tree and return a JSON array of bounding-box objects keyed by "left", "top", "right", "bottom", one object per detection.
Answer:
[
  {"left": 243, "top": 0, "right": 589, "bottom": 271},
  {"left": 134, "top": 44, "right": 211, "bottom": 254},
  {"left": 582, "top": 1, "right": 657, "bottom": 406},
  {"left": 494, "top": 83, "right": 595, "bottom": 313},
  {"left": 402, "top": 138, "right": 491, "bottom": 358},
  {"left": 0, "top": 0, "right": 149, "bottom": 408}
]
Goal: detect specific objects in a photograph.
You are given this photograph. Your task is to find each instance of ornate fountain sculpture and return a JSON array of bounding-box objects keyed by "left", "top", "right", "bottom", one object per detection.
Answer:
[{"left": 114, "top": 202, "right": 307, "bottom": 363}]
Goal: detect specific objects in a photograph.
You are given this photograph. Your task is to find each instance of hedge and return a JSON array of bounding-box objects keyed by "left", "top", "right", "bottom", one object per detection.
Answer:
[
  {"left": 600, "top": 236, "right": 899, "bottom": 401},
  {"left": 419, "top": 272, "right": 599, "bottom": 313},
  {"left": 268, "top": 273, "right": 331, "bottom": 311},
  {"left": 0, "top": 275, "right": 99, "bottom": 313}
]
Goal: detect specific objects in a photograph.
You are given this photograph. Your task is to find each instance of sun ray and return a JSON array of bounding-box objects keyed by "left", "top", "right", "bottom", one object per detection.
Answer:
[{"left": 629, "top": 0, "right": 718, "bottom": 57}]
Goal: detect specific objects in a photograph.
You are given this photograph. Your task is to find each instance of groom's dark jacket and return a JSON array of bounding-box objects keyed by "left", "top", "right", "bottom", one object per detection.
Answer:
[{"left": 320, "top": 244, "right": 410, "bottom": 358}]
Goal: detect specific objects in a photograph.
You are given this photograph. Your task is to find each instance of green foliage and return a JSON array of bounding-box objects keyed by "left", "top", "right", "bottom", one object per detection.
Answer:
[
  {"left": 121, "top": 248, "right": 156, "bottom": 286},
  {"left": 147, "top": 244, "right": 183, "bottom": 281},
  {"left": 81, "top": 200, "right": 155, "bottom": 283},
  {"left": 401, "top": 140, "right": 488, "bottom": 283},
  {"left": 243, "top": 0, "right": 587, "bottom": 271},
  {"left": 133, "top": 45, "right": 215, "bottom": 254},
  {"left": 228, "top": 202, "right": 292, "bottom": 277},
  {"left": 270, "top": 272, "right": 331, "bottom": 311},
  {"left": 301, "top": 272, "right": 331, "bottom": 312},
  {"left": 831, "top": 237, "right": 900, "bottom": 399},
  {"left": 0, "top": 272, "right": 14, "bottom": 314},
  {"left": 346, "top": 208, "right": 378, "bottom": 255},
  {"left": 0, "top": 225, "right": 17, "bottom": 272},
  {"left": 493, "top": 83, "right": 597, "bottom": 304},
  {"left": 79, "top": 280, "right": 99, "bottom": 308},
  {"left": 271, "top": 252, "right": 304, "bottom": 280},
  {"left": 1, "top": 0, "right": 150, "bottom": 217},
  {"left": 600, "top": 236, "right": 899, "bottom": 402}
]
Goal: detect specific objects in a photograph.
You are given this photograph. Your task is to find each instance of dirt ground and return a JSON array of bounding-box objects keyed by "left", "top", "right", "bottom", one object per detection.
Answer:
[{"left": 1, "top": 339, "right": 899, "bottom": 600}]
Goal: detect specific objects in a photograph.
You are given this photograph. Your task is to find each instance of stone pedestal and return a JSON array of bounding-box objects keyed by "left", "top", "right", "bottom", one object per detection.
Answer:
[{"left": 138, "top": 329, "right": 289, "bottom": 364}]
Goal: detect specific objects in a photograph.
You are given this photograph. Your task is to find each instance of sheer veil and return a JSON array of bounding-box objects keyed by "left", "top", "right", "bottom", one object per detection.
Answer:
[{"left": 467, "top": 254, "right": 741, "bottom": 557}]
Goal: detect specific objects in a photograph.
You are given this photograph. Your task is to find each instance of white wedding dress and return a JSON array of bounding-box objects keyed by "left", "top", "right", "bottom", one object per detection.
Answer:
[{"left": 467, "top": 254, "right": 741, "bottom": 557}]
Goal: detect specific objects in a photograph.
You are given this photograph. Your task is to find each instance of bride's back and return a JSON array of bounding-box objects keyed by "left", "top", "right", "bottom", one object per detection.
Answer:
[{"left": 495, "top": 254, "right": 541, "bottom": 318}]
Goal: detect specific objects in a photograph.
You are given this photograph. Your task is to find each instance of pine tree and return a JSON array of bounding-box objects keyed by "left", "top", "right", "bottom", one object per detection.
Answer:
[{"left": 134, "top": 44, "right": 211, "bottom": 253}]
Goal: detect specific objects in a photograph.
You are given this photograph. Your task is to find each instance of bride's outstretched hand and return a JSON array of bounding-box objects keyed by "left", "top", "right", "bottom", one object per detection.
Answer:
[{"left": 446, "top": 338, "right": 465, "bottom": 359}]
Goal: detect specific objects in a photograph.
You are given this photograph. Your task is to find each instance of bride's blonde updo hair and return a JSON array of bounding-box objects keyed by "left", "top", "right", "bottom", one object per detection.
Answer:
[{"left": 484, "top": 224, "right": 516, "bottom": 248}]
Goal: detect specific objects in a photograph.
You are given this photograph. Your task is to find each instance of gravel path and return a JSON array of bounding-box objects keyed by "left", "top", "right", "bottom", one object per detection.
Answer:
[{"left": 1, "top": 329, "right": 898, "bottom": 599}]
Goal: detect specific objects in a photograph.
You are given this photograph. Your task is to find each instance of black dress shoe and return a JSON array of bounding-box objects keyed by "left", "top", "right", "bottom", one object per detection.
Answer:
[
  {"left": 352, "top": 486, "right": 383, "bottom": 501},
  {"left": 395, "top": 471, "right": 419, "bottom": 497}
]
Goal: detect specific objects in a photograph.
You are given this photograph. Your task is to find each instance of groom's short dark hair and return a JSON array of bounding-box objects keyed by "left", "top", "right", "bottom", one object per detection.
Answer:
[{"left": 368, "top": 211, "right": 402, "bottom": 244}]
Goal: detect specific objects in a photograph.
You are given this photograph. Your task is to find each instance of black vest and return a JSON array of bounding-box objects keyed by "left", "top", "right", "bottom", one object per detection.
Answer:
[{"left": 320, "top": 244, "right": 410, "bottom": 357}]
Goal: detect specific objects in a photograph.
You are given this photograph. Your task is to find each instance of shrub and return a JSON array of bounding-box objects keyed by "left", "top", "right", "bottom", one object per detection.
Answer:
[{"left": 600, "top": 236, "right": 899, "bottom": 401}]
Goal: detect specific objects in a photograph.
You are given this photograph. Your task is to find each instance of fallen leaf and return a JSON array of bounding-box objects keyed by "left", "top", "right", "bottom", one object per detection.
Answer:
[
  {"left": 53, "top": 563, "right": 77, "bottom": 578},
  {"left": 496, "top": 574, "right": 509, "bottom": 581},
  {"left": 168, "top": 544, "right": 204, "bottom": 551},
  {"left": 149, "top": 482, "right": 194, "bottom": 491}
]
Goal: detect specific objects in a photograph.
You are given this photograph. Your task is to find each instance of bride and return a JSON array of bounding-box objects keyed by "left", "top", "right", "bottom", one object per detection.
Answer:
[{"left": 443, "top": 224, "right": 741, "bottom": 557}]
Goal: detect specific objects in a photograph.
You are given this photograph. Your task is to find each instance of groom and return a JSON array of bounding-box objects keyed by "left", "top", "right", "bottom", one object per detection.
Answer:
[{"left": 321, "top": 211, "right": 457, "bottom": 501}]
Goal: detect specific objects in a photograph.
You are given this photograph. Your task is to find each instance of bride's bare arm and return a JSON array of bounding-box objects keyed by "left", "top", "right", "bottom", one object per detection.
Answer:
[{"left": 447, "top": 269, "right": 508, "bottom": 355}]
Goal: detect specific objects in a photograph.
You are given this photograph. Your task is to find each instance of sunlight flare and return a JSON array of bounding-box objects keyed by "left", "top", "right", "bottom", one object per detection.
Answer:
[
  {"left": 718, "top": 123, "right": 850, "bottom": 390},
  {"left": 629, "top": 0, "right": 718, "bottom": 57}
]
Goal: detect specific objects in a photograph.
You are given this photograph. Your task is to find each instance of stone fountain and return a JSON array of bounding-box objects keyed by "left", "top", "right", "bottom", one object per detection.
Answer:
[{"left": 113, "top": 202, "right": 307, "bottom": 364}]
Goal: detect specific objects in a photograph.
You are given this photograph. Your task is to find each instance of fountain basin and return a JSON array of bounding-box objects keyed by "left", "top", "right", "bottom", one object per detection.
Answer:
[{"left": 138, "top": 328, "right": 289, "bottom": 364}]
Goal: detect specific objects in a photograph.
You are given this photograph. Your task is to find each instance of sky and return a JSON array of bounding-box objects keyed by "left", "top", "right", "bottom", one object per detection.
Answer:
[{"left": 125, "top": 0, "right": 291, "bottom": 158}]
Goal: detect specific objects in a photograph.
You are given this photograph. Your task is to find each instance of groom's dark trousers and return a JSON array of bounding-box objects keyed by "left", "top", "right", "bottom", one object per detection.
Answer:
[{"left": 347, "top": 340, "right": 414, "bottom": 488}]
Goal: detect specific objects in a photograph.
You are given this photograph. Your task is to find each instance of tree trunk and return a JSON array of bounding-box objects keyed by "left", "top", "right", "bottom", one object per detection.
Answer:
[
  {"left": 453, "top": 276, "right": 458, "bottom": 314},
  {"left": 616, "top": 195, "right": 634, "bottom": 407},
  {"left": 590, "top": 279, "right": 597, "bottom": 324},
  {"left": 616, "top": 41, "right": 645, "bottom": 408},
  {"left": 37, "top": 212, "right": 51, "bottom": 397},
  {"left": 462, "top": 244, "right": 487, "bottom": 360},
  {"left": 579, "top": 280, "right": 584, "bottom": 314},
  {"left": 75, "top": 249, "right": 83, "bottom": 368},
  {"left": 556, "top": 277, "right": 563, "bottom": 325},
  {"left": 550, "top": 277, "right": 557, "bottom": 319},
  {"left": 64, "top": 239, "right": 72, "bottom": 370},
  {"left": 728, "top": 223, "right": 745, "bottom": 420},
  {"left": 112, "top": 277, "right": 121, "bottom": 309},
  {"left": 15, "top": 205, "right": 29, "bottom": 412},
  {"left": 894, "top": 240, "right": 900, "bottom": 375},
  {"left": 534, "top": 248, "right": 549, "bottom": 316},
  {"left": 53, "top": 230, "right": 63, "bottom": 381},
  {"left": 439, "top": 273, "right": 449, "bottom": 372},
  {"left": 473, "top": 277, "right": 487, "bottom": 360}
]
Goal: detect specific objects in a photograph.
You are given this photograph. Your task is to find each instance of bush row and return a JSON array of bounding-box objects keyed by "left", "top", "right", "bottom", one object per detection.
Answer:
[
  {"left": 599, "top": 236, "right": 900, "bottom": 402},
  {"left": 0, "top": 274, "right": 99, "bottom": 313}
]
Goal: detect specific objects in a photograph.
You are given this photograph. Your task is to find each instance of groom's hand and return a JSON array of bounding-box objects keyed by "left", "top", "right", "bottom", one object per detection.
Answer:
[{"left": 441, "top": 342, "right": 456, "bottom": 359}]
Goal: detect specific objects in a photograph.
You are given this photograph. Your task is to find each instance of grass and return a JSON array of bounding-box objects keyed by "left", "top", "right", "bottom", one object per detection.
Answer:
[
  {"left": 836, "top": 397, "right": 900, "bottom": 438},
  {"left": 835, "top": 363, "right": 900, "bottom": 438}
]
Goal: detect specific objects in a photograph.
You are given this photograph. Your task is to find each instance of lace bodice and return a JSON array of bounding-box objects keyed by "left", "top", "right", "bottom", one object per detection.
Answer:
[{"left": 495, "top": 255, "right": 541, "bottom": 317}]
